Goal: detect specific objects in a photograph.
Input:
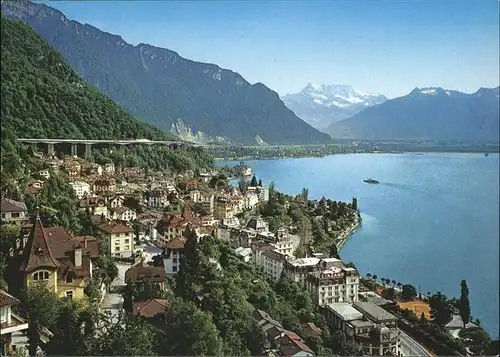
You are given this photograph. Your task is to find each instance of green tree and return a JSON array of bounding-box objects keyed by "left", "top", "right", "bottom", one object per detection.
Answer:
[
  {"left": 382, "top": 287, "right": 396, "bottom": 301},
  {"left": 401, "top": 284, "right": 417, "bottom": 301},
  {"left": 351, "top": 197, "right": 358, "bottom": 210},
  {"left": 250, "top": 174, "right": 258, "bottom": 187},
  {"left": 458, "top": 279, "right": 471, "bottom": 329},
  {"left": 429, "top": 292, "right": 454, "bottom": 326},
  {"left": 158, "top": 297, "right": 223, "bottom": 356},
  {"left": 20, "top": 284, "right": 61, "bottom": 356}
]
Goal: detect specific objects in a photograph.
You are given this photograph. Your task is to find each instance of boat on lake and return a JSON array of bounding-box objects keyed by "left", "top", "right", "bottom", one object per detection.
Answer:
[
  {"left": 484, "top": 153, "right": 489, "bottom": 157},
  {"left": 363, "top": 178, "right": 379, "bottom": 184}
]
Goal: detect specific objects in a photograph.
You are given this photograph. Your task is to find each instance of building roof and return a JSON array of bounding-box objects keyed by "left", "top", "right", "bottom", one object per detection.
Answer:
[
  {"left": 446, "top": 314, "right": 480, "bottom": 330},
  {"left": 18, "top": 217, "right": 99, "bottom": 279},
  {"left": 0, "top": 289, "right": 20, "bottom": 307},
  {"left": 19, "top": 217, "right": 60, "bottom": 272},
  {"left": 133, "top": 299, "right": 168, "bottom": 318},
  {"left": 112, "top": 206, "right": 134, "bottom": 215},
  {"left": 279, "top": 335, "right": 314, "bottom": 356},
  {"left": 1, "top": 197, "right": 27, "bottom": 213},
  {"left": 353, "top": 301, "right": 398, "bottom": 323},
  {"left": 246, "top": 216, "right": 267, "bottom": 231},
  {"left": 235, "top": 247, "right": 252, "bottom": 257},
  {"left": 125, "top": 261, "right": 166, "bottom": 283},
  {"left": 327, "top": 303, "right": 364, "bottom": 321},
  {"left": 98, "top": 220, "right": 133, "bottom": 234},
  {"left": 165, "top": 236, "right": 186, "bottom": 250},
  {"left": 301, "top": 322, "right": 322, "bottom": 337},
  {"left": 287, "top": 257, "right": 320, "bottom": 267},
  {"left": 262, "top": 249, "right": 287, "bottom": 262}
]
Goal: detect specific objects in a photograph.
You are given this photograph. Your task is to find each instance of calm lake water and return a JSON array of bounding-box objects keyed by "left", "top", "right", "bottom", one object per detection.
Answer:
[{"left": 217, "top": 153, "right": 499, "bottom": 338}]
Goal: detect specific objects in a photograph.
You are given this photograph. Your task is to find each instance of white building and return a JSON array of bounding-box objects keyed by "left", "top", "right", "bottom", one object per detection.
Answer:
[
  {"left": 110, "top": 207, "right": 137, "bottom": 222},
  {"left": 258, "top": 187, "right": 269, "bottom": 202},
  {"left": 305, "top": 266, "right": 359, "bottom": 306},
  {"left": 69, "top": 181, "right": 91, "bottom": 199},
  {"left": 234, "top": 247, "right": 253, "bottom": 263},
  {"left": 0, "top": 290, "right": 29, "bottom": 355},
  {"left": 162, "top": 236, "right": 186, "bottom": 275},
  {"left": 283, "top": 257, "right": 321, "bottom": 284},
  {"left": 97, "top": 221, "right": 134, "bottom": 258},
  {"left": 258, "top": 249, "right": 288, "bottom": 282}
]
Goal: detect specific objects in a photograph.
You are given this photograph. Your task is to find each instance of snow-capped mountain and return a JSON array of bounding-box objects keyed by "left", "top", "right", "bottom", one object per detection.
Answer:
[
  {"left": 326, "top": 86, "right": 500, "bottom": 142},
  {"left": 281, "top": 83, "right": 388, "bottom": 131}
]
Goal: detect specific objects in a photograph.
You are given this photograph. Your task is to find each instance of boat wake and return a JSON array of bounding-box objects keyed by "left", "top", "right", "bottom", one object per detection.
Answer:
[{"left": 379, "top": 182, "right": 433, "bottom": 196}]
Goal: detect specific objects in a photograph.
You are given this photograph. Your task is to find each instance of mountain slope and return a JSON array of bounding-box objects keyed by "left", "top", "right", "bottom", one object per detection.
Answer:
[
  {"left": 282, "top": 83, "right": 387, "bottom": 130},
  {"left": 2, "top": 1, "right": 330, "bottom": 145},
  {"left": 0, "top": 15, "right": 174, "bottom": 141},
  {"left": 326, "top": 87, "right": 500, "bottom": 142}
]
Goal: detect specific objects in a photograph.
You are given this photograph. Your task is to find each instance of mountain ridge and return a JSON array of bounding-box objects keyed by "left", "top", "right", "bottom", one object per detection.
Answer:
[
  {"left": 326, "top": 86, "right": 500, "bottom": 142},
  {"left": 2, "top": 1, "right": 330, "bottom": 145},
  {"left": 282, "top": 83, "right": 387, "bottom": 130}
]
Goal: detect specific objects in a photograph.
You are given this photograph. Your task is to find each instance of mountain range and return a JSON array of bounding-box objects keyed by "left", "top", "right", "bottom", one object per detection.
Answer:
[
  {"left": 282, "top": 84, "right": 387, "bottom": 131},
  {"left": 326, "top": 87, "right": 500, "bottom": 142},
  {"left": 1, "top": 1, "right": 330, "bottom": 145}
]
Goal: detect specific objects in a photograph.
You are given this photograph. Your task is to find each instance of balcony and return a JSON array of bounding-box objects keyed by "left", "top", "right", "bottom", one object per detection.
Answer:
[{"left": 0, "top": 313, "right": 29, "bottom": 335}]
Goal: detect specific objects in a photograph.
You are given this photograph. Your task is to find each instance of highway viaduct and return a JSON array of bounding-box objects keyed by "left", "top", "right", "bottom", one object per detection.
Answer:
[{"left": 17, "top": 138, "right": 193, "bottom": 159}]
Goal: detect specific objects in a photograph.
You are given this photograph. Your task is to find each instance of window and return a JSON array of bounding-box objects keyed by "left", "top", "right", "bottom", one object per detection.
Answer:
[
  {"left": 115, "top": 246, "right": 120, "bottom": 252},
  {"left": 1, "top": 214, "right": 5, "bottom": 219},
  {"left": 11, "top": 212, "right": 20, "bottom": 218},
  {"left": 33, "top": 271, "right": 50, "bottom": 281},
  {"left": 173, "top": 258, "right": 178, "bottom": 263},
  {"left": 65, "top": 273, "right": 74, "bottom": 283},
  {"left": 124, "top": 239, "right": 130, "bottom": 244},
  {"left": 172, "top": 266, "right": 177, "bottom": 272},
  {"left": 124, "top": 245, "right": 130, "bottom": 251},
  {"left": 66, "top": 291, "right": 73, "bottom": 299}
]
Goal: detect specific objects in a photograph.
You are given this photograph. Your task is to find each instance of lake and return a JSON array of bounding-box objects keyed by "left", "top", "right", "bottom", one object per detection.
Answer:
[{"left": 217, "top": 153, "right": 499, "bottom": 338}]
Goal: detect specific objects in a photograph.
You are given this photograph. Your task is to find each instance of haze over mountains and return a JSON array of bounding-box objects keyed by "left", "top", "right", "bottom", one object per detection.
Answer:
[
  {"left": 326, "top": 87, "right": 500, "bottom": 142},
  {"left": 282, "top": 84, "right": 387, "bottom": 131},
  {"left": 2, "top": 1, "right": 329, "bottom": 145}
]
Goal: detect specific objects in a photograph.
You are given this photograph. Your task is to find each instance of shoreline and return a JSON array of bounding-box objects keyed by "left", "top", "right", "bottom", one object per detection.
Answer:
[
  {"left": 214, "top": 151, "right": 499, "bottom": 162},
  {"left": 336, "top": 220, "right": 361, "bottom": 251}
]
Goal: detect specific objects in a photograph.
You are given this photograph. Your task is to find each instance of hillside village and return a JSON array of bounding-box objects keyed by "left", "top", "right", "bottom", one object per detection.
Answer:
[{"left": 1, "top": 149, "right": 494, "bottom": 357}]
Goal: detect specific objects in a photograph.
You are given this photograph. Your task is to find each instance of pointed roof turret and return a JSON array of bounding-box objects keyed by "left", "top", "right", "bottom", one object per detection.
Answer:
[{"left": 19, "top": 215, "right": 59, "bottom": 273}]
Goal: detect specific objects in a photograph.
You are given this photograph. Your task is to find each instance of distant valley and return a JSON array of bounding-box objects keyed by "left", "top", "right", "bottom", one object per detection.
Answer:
[
  {"left": 2, "top": 1, "right": 330, "bottom": 145},
  {"left": 282, "top": 83, "right": 387, "bottom": 131}
]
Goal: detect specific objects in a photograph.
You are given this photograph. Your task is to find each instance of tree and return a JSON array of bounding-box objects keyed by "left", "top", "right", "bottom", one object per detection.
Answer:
[
  {"left": 258, "top": 179, "right": 263, "bottom": 187},
  {"left": 329, "top": 330, "right": 363, "bottom": 356},
  {"left": 461, "top": 329, "right": 492, "bottom": 356},
  {"left": 458, "top": 279, "right": 471, "bottom": 329},
  {"left": 351, "top": 197, "right": 358, "bottom": 211},
  {"left": 301, "top": 187, "right": 309, "bottom": 201},
  {"left": 429, "top": 292, "right": 454, "bottom": 326},
  {"left": 250, "top": 174, "right": 258, "bottom": 187},
  {"left": 158, "top": 297, "right": 223, "bottom": 356},
  {"left": 329, "top": 242, "right": 339, "bottom": 259},
  {"left": 372, "top": 274, "right": 378, "bottom": 281},
  {"left": 401, "top": 284, "right": 417, "bottom": 301},
  {"left": 20, "top": 284, "right": 61, "bottom": 356},
  {"left": 382, "top": 287, "right": 396, "bottom": 301},
  {"left": 238, "top": 178, "right": 248, "bottom": 193}
]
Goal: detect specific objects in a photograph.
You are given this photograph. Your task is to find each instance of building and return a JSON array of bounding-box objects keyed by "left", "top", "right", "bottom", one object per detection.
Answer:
[
  {"left": 0, "top": 290, "right": 29, "bottom": 356},
  {"left": 283, "top": 257, "right": 321, "bottom": 284},
  {"left": 133, "top": 299, "right": 168, "bottom": 326},
  {"left": 79, "top": 196, "right": 109, "bottom": 218},
  {"left": 323, "top": 302, "right": 401, "bottom": 356},
  {"left": 107, "top": 195, "right": 125, "bottom": 209},
  {"left": 214, "top": 197, "right": 235, "bottom": 220},
  {"left": 148, "top": 189, "right": 169, "bottom": 208},
  {"left": 162, "top": 236, "right": 186, "bottom": 275},
  {"left": 104, "top": 163, "right": 115, "bottom": 174},
  {"left": 305, "top": 265, "right": 359, "bottom": 305},
  {"left": 110, "top": 207, "right": 137, "bottom": 222},
  {"left": 38, "top": 169, "right": 50, "bottom": 180},
  {"left": 97, "top": 220, "right": 134, "bottom": 258},
  {"left": 276, "top": 334, "right": 314, "bottom": 357},
  {"left": 93, "top": 177, "right": 116, "bottom": 194},
  {"left": 258, "top": 187, "right": 270, "bottom": 202},
  {"left": 125, "top": 260, "right": 166, "bottom": 291},
  {"left": 1, "top": 198, "right": 28, "bottom": 225},
  {"left": 259, "top": 249, "right": 289, "bottom": 281},
  {"left": 156, "top": 206, "right": 200, "bottom": 246},
  {"left": 69, "top": 181, "right": 91, "bottom": 199},
  {"left": 260, "top": 228, "right": 295, "bottom": 256},
  {"left": 10, "top": 216, "right": 100, "bottom": 300},
  {"left": 199, "top": 190, "right": 215, "bottom": 216},
  {"left": 234, "top": 247, "right": 252, "bottom": 263}
]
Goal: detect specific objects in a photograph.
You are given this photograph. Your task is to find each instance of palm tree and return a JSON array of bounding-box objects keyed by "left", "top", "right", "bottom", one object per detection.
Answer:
[
  {"left": 372, "top": 275, "right": 378, "bottom": 281},
  {"left": 366, "top": 273, "right": 372, "bottom": 279},
  {"left": 392, "top": 279, "right": 397, "bottom": 287}
]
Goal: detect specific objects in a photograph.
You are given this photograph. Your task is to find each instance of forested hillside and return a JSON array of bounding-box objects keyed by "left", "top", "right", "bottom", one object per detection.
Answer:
[
  {"left": 2, "top": 1, "right": 331, "bottom": 145},
  {"left": 0, "top": 15, "right": 174, "bottom": 141}
]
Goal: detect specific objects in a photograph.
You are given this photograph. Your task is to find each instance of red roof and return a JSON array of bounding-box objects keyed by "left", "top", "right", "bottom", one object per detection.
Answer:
[
  {"left": 19, "top": 217, "right": 60, "bottom": 272},
  {"left": 133, "top": 299, "right": 168, "bottom": 318},
  {"left": 165, "top": 236, "right": 186, "bottom": 250},
  {"left": 98, "top": 220, "right": 133, "bottom": 234}
]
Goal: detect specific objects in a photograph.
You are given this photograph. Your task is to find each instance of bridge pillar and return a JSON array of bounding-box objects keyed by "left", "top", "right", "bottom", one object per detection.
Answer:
[
  {"left": 84, "top": 143, "right": 92, "bottom": 159},
  {"left": 47, "top": 143, "right": 55, "bottom": 157},
  {"left": 30, "top": 142, "right": 38, "bottom": 153},
  {"left": 71, "top": 143, "right": 78, "bottom": 157}
]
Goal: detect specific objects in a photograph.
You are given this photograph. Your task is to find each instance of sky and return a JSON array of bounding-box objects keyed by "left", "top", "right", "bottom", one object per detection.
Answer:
[{"left": 44, "top": 0, "right": 499, "bottom": 99}]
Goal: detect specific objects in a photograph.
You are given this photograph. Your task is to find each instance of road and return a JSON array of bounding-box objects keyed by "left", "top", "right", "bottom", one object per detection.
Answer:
[{"left": 399, "top": 329, "right": 433, "bottom": 356}]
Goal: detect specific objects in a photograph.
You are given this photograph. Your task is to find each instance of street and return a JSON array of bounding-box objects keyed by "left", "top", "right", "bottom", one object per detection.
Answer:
[{"left": 399, "top": 329, "right": 433, "bottom": 356}]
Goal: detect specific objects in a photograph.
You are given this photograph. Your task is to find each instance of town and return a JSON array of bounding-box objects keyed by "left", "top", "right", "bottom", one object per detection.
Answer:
[{"left": 0, "top": 145, "right": 494, "bottom": 357}]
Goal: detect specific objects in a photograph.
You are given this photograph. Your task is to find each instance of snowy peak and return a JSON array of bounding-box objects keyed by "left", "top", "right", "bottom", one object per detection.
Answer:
[{"left": 282, "top": 83, "right": 387, "bottom": 130}]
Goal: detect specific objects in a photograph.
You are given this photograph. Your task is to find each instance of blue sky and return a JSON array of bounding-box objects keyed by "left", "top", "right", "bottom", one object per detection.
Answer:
[{"left": 45, "top": 0, "right": 499, "bottom": 98}]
